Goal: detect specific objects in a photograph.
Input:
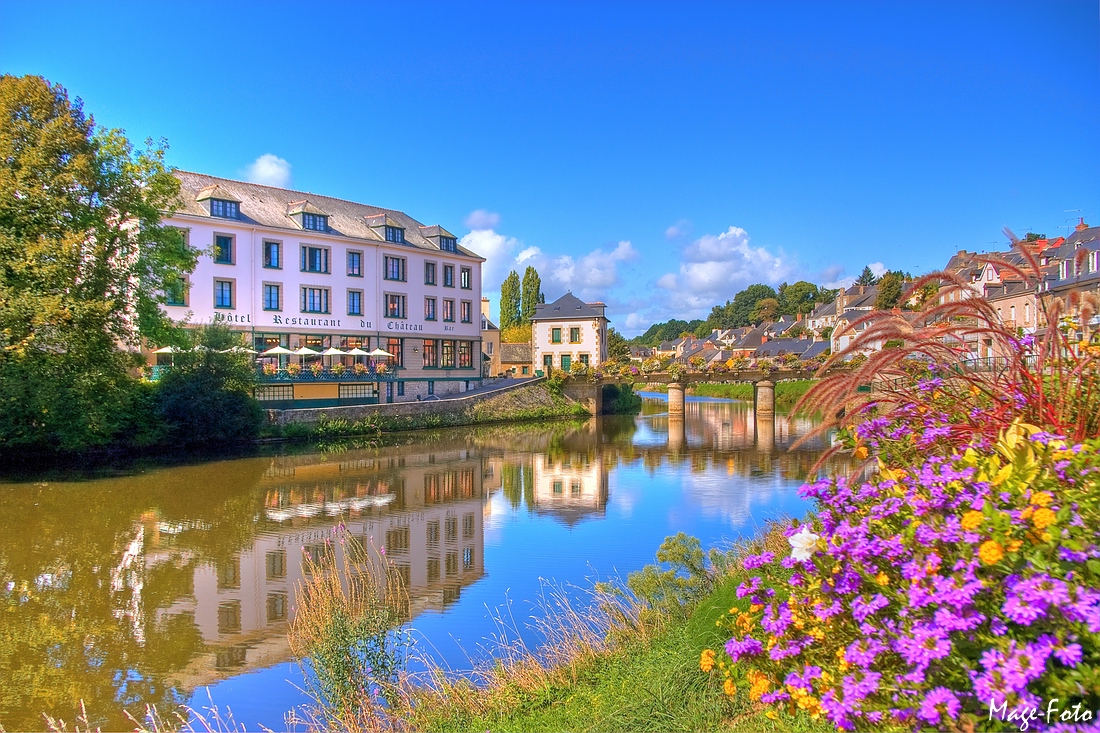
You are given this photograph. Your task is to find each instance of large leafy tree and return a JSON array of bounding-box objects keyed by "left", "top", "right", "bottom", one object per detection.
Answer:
[
  {"left": 520, "top": 265, "right": 543, "bottom": 325},
  {"left": 0, "top": 75, "right": 196, "bottom": 450},
  {"left": 606, "top": 327, "right": 630, "bottom": 363},
  {"left": 499, "top": 270, "right": 521, "bottom": 329},
  {"left": 874, "top": 271, "right": 906, "bottom": 310},
  {"left": 728, "top": 283, "right": 778, "bottom": 327},
  {"left": 778, "top": 280, "right": 822, "bottom": 316}
]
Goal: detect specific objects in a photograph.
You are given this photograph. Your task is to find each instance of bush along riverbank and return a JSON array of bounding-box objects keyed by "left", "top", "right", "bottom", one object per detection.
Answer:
[{"left": 262, "top": 381, "right": 591, "bottom": 443}]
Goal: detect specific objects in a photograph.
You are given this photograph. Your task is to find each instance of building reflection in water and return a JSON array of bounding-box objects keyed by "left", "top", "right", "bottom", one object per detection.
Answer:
[
  {"left": 0, "top": 397, "right": 849, "bottom": 730},
  {"left": 148, "top": 445, "right": 488, "bottom": 690}
]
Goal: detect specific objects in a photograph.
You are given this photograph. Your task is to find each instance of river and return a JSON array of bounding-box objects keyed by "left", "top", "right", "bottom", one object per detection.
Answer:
[{"left": 0, "top": 393, "right": 838, "bottom": 731}]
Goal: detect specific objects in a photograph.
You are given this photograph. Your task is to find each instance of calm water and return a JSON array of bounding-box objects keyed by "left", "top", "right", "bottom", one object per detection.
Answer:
[{"left": 0, "top": 394, "right": 839, "bottom": 731}]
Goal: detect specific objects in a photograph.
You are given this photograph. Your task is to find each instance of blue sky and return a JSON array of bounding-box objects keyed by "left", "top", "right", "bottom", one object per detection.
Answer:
[{"left": 3, "top": 1, "right": 1097, "bottom": 334}]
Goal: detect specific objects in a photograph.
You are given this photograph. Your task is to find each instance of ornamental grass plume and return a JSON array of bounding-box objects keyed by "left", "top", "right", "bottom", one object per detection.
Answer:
[{"left": 795, "top": 237, "right": 1100, "bottom": 464}]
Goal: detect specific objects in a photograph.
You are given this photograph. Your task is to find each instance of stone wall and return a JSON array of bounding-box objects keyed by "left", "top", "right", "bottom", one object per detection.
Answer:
[{"left": 269, "top": 378, "right": 589, "bottom": 428}]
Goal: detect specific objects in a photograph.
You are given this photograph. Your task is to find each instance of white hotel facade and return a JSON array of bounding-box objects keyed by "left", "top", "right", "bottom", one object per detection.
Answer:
[{"left": 157, "top": 172, "right": 485, "bottom": 406}]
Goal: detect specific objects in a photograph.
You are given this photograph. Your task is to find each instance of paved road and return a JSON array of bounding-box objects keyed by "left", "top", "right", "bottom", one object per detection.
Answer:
[{"left": 423, "top": 376, "right": 542, "bottom": 401}]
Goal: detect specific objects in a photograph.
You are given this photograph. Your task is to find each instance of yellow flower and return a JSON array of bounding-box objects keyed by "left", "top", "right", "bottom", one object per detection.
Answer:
[
  {"left": 1031, "top": 491, "right": 1053, "bottom": 507},
  {"left": 970, "top": 384, "right": 981, "bottom": 397},
  {"left": 699, "top": 649, "right": 716, "bottom": 673},
  {"left": 875, "top": 572, "right": 889, "bottom": 586},
  {"left": 1032, "top": 507, "right": 1056, "bottom": 530},
  {"left": 1007, "top": 539, "right": 1023, "bottom": 553},
  {"left": 961, "top": 511, "right": 984, "bottom": 532},
  {"left": 854, "top": 445, "right": 869, "bottom": 460},
  {"left": 749, "top": 604, "right": 764, "bottom": 613},
  {"left": 1020, "top": 506, "right": 1034, "bottom": 520},
  {"left": 747, "top": 669, "right": 771, "bottom": 701},
  {"left": 1041, "top": 532, "right": 1052, "bottom": 542},
  {"left": 723, "top": 678, "right": 737, "bottom": 697},
  {"left": 979, "top": 540, "right": 1004, "bottom": 566},
  {"left": 765, "top": 710, "right": 779, "bottom": 720}
]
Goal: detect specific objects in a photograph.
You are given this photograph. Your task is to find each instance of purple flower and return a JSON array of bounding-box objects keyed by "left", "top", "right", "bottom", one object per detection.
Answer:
[
  {"left": 724, "top": 636, "right": 763, "bottom": 661},
  {"left": 917, "top": 687, "right": 961, "bottom": 725},
  {"left": 1053, "top": 642, "right": 1083, "bottom": 666},
  {"left": 894, "top": 623, "right": 951, "bottom": 667},
  {"left": 742, "top": 552, "right": 774, "bottom": 570}
]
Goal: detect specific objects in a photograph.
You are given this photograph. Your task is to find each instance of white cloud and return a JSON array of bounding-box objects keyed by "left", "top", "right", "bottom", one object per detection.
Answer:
[
  {"left": 459, "top": 229, "right": 521, "bottom": 291},
  {"left": 516, "top": 246, "right": 541, "bottom": 263},
  {"left": 525, "top": 240, "right": 638, "bottom": 296},
  {"left": 656, "top": 226, "right": 798, "bottom": 317},
  {"left": 665, "top": 219, "right": 691, "bottom": 240},
  {"left": 464, "top": 209, "right": 501, "bottom": 230},
  {"left": 243, "top": 154, "right": 292, "bottom": 188},
  {"left": 869, "top": 262, "right": 888, "bottom": 278}
]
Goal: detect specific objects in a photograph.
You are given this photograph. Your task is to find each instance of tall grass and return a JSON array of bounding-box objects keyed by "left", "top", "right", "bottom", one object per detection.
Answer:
[
  {"left": 797, "top": 239, "right": 1100, "bottom": 460},
  {"left": 287, "top": 527, "right": 409, "bottom": 733}
]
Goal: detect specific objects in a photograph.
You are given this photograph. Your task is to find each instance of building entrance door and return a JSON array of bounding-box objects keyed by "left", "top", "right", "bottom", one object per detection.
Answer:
[{"left": 386, "top": 382, "right": 394, "bottom": 403}]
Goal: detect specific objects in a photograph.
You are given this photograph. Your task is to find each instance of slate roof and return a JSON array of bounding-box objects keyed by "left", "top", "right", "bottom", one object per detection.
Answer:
[
  {"left": 754, "top": 339, "right": 815, "bottom": 357},
  {"left": 172, "top": 171, "right": 483, "bottom": 260},
  {"left": 809, "top": 301, "right": 836, "bottom": 319},
  {"left": 533, "top": 292, "right": 608, "bottom": 321},
  {"left": 499, "top": 343, "right": 532, "bottom": 364},
  {"left": 799, "top": 341, "right": 831, "bottom": 360}
]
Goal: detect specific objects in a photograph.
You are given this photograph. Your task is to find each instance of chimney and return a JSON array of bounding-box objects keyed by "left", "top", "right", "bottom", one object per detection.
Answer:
[
  {"left": 859, "top": 285, "right": 865, "bottom": 295},
  {"left": 1077, "top": 217, "right": 1088, "bottom": 232},
  {"left": 481, "top": 297, "right": 491, "bottom": 319}
]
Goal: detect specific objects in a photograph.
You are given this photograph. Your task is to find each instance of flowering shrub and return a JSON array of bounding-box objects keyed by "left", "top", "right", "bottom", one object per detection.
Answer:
[
  {"left": 332, "top": 362, "right": 347, "bottom": 376},
  {"left": 689, "top": 356, "right": 707, "bottom": 372},
  {"left": 707, "top": 421, "right": 1099, "bottom": 730},
  {"left": 376, "top": 362, "right": 388, "bottom": 374},
  {"left": 310, "top": 362, "right": 325, "bottom": 377},
  {"left": 286, "top": 362, "right": 302, "bottom": 377},
  {"left": 262, "top": 362, "right": 278, "bottom": 376},
  {"left": 353, "top": 362, "right": 368, "bottom": 376}
]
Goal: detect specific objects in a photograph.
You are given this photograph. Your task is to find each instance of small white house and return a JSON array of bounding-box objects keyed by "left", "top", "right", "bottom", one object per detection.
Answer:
[{"left": 531, "top": 293, "right": 609, "bottom": 373}]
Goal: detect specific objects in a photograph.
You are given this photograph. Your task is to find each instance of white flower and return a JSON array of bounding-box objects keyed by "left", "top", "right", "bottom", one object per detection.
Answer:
[{"left": 788, "top": 526, "right": 820, "bottom": 561}]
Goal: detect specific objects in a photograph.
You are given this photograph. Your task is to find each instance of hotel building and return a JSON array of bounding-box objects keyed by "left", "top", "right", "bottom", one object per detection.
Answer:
[{"left": 157, "top": 172, "right": 485, "bottom": 406}]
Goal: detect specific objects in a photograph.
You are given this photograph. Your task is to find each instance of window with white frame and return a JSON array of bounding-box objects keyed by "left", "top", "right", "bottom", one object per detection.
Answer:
[{"left": 460, "top": 267, "right": 471, "bottom": 289}]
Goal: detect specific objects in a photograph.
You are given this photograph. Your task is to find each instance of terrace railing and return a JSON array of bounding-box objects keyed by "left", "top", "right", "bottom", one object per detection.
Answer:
[{"left": 257, "top": 366, "right": 402, "bottom": 382}]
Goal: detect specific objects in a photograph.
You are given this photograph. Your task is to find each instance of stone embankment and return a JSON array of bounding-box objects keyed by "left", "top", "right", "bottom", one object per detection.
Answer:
[{"left": 268, "top": 378, "right": 589, "bottom": 430}]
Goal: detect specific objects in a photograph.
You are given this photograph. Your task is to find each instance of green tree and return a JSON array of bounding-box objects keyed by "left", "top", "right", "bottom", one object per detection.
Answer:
[
  {"left": 729, "top": 284, "right": 779, "bottom": 327},
  {"left": 499, "top": 270, "right": 521, "bottom": 329},
  {"left": 606, "top": 327, "right": 631, "bottom": 363},
  {"left": 875, "top": 271, "right": 906, "bottom": 310},
  {"left": 856, "top": 266, "right": 879, "bottom": 286},
  {"left": 779, "top": 280, "right": 822, "bottom": 316},
  {"left": 154, "top": 324, "right": 262, "bottom": 449},
  {"left": 749, "top": 297, "right": 780, "bottom": 324},
  {"left": 0, "top": 75, "right": 196, "bottom": 452},
  {"left": 520, "top": 266, "right": 543, "bottom": 325}
]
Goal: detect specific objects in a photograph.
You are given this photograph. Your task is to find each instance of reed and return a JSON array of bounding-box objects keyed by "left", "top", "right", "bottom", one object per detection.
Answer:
[
  {"left": 287, "top": 527, "right": 409, "bottom": 733},
  {"left": 795, "top": 238, "right": 1100, "bottom": 463}
]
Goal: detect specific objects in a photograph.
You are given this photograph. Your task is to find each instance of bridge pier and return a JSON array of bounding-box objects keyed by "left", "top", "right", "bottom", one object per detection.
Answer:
[
  {"left": 754, "top": 379, "right": 776, "bottom": 451},
  {"left": 668, "top": 382, "right": 685, "bottom": 417}
]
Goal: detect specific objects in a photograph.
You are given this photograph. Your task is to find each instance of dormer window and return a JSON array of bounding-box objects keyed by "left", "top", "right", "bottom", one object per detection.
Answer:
[
  {"left": 210, "top": 199, "right": 240, "bottom": 219},
  {"left": 385, "top": 226, "right": 405, "bottom": 244},
  {"left": 440, "top": 236, "right": 457, "bottom": 252},
  {"left": 302, "top": 212, "right": 328, "bottom": 232}
]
